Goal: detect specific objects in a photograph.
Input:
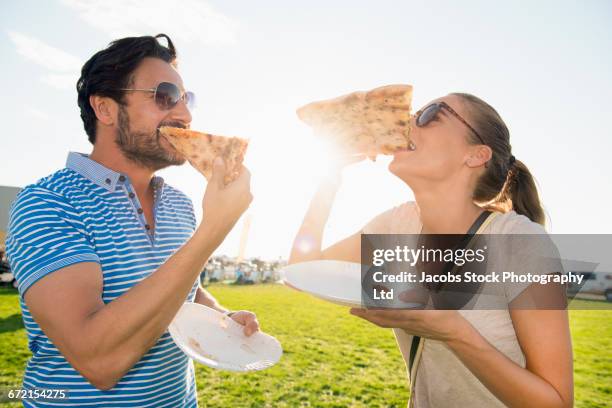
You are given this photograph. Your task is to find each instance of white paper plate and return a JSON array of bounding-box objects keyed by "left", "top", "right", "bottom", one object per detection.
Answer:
[
  {"left": 281, "top": 260, "right": 423, "bottom": 308},
  {"left": 281, "top": 260, "right": 365, "bottom": 307},
  {"left": 169, "top": 302, "right": 282, "bottom": 372}
]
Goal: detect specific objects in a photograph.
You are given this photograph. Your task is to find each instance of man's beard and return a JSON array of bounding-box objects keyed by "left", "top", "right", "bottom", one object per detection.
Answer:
[{"left": 115, "top": 105, "right": 186, "bottom": 171}]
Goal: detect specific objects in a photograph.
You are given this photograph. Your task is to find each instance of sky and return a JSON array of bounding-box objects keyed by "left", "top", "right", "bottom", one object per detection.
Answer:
[{"left": 1, "top": 0, "right": 611, "bottom": 260}]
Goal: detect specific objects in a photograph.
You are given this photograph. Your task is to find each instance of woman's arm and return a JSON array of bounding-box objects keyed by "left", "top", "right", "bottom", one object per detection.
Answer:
[
  {"left": 289, "top": 160, "right": 365, "bottom": 265},
  {"left": 351, "top": 282, "right": 573, "bottom": 407},
  {"left": 447, "top": 308, "right": 573, "bottom": 408},
  {"left": 447, "top": 281, "right": 573, "bottom": 407}
]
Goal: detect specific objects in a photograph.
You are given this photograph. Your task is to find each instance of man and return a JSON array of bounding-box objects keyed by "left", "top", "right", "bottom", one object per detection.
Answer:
[{"left": 6, "top": 34, "right": 256, "bottom": 407}]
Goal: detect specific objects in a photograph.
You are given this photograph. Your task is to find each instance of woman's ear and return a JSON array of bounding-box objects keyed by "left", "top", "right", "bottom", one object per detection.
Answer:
[
  {"left": 89, "top": 95, "right": 118, "bottom": 127},
  {"left": 466, "top": 145, "right": 493, "bottom": 168}
]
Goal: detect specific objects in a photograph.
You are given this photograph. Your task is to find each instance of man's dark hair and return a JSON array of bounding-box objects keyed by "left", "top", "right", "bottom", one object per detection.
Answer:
[{"left": 76, "top": 34, "right": 177, "bottom": 144}]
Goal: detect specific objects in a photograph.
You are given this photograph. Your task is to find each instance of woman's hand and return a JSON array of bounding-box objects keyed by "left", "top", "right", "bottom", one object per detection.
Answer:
[
  {"left": 328, "top": 153, "right": 367, "bottom": 176},
  {"left": 349, "top": 307, "right": 474, "bottom": 343}
]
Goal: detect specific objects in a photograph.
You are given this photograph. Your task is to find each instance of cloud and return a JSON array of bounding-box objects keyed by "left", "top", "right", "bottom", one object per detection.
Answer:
[
  {"left": 61, "top": 0, "right": 238, "bottom": 45},
  {"left": 7, "top": 31, "right": 81, "bottom": 90},
  {"left": 7, "top": 31, "right": 82, "bottom": 72},
  {"left": 7, "top": 1, "right": 238, "bottom": 91}
]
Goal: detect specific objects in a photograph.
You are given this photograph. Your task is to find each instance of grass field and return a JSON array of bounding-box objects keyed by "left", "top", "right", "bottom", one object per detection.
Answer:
[{"left": 0, "top": 285, "right": 610, "bottom": 407}]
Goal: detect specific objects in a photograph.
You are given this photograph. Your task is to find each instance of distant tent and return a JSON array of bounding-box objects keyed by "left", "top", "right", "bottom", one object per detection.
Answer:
[{"left": 0, "top": 186, "right": 21, "bottom": 245}]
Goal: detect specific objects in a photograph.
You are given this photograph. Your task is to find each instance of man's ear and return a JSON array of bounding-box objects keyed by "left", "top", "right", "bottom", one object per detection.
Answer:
[
  {"left": 89, "top": 95, "right": 119, "bottom": 126},
  {"left": 466, "top": 145, "right": 493, "bottom": 168}
]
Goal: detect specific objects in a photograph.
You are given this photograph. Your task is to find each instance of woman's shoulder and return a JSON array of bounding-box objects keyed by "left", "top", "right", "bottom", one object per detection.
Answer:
[
  {"left": 363, "top": 201, "right": 420, "bottom": 234},
  {"left": 393, "top": 201, "right": 419, "bottom": 218}
]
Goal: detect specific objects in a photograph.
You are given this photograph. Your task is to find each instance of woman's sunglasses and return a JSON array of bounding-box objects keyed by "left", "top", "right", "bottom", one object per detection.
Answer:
[
  {"left": 415, "top": 102, "right": 485, "bottom": 145},
  {"left": 119, "top": 82, "right": 196, "bottom": 111}
]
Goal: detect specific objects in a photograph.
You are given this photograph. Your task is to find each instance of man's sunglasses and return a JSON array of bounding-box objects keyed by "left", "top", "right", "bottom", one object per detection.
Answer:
[
  {"left": 119, "top": 82, "right": 196, "bottom": 111},
  {"left": 415, "top": 101, "right": 485, "bottom": 145}
]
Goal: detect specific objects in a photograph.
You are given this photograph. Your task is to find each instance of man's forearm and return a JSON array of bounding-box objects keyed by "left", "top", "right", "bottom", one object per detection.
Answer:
[{"left": 81, "top": 221, "right": 228, "bottom": 387}]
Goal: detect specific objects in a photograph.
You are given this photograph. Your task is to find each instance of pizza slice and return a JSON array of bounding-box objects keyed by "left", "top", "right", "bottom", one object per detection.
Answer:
[
  {"left": 159, "top": 126, "right": 249, "bottom": 184},
  {"left": 296, "top": 84, "right": 413, "bottom": 157}
]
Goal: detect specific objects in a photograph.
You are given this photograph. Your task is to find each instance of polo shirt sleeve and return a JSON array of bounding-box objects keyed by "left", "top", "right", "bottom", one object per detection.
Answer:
[
  {"left": 5, "top": 187, "right": 100, "bottom": 297},
  {"left": 187, "top": 198, "right": 197, "bottom": 231}
]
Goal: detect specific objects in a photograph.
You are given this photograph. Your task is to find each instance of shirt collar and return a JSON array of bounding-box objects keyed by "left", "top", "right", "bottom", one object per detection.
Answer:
[{"left": 66, "top": 152, "right": 164, "bottom": 192}]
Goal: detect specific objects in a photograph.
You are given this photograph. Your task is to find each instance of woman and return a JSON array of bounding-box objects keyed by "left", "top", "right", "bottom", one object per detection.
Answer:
[{"left": 289, "top": 93, "right": 573, "bottom": 407}]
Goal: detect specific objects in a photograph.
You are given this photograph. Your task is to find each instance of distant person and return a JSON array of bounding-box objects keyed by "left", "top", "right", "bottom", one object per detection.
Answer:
[
  {"left": 289, "top": 94, "right": 573, "bottom": 407},
  {"left": 235, "top": 267, "right": 244, "bottom": 284},
  {"left": 6, "top": 34, "right": 258, "bottom": 407},
  {"left": 0, "top": 248, "right": 14, "bottom": 287},
  {"left": 0, "top": 249, "right": 9, "bottom": 272}
]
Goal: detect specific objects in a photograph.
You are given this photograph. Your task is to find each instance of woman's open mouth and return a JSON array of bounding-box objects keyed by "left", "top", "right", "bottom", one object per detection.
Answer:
[{"left": 395, "top": 140, "right": 417, "bottom": 153}]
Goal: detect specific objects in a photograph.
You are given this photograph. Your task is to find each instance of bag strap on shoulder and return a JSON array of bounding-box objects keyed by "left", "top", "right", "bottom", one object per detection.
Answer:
[{"left": 408, "top": 210, "right": 497, "bottom": 375}]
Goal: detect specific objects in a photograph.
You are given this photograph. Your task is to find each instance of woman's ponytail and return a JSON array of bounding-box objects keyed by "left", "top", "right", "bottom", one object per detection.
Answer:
[
  {"left": 452, "top": 93, "right": 546, "bottom": 226},
  {"left": 505, "top": 159, "right": 545, "bottom": 225}
]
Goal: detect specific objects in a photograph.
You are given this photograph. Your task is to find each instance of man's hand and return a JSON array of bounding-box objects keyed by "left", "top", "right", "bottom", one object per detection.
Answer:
[
  {"left": 201, "top": 157, "right": 252, "bottom": 236},
  {"left": 229, "top": 310, "right": 260, "bottom": 336}
]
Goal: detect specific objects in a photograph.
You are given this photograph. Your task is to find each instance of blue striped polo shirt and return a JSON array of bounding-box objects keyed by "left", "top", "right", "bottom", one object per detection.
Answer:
[{"left": 6, "top": 152, "right": 200, "bottom": 407}]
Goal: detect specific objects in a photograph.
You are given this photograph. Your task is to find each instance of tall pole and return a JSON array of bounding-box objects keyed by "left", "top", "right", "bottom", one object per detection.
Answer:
[{"left": 236, "top": 212, "right": 253, "bottom": 263}]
